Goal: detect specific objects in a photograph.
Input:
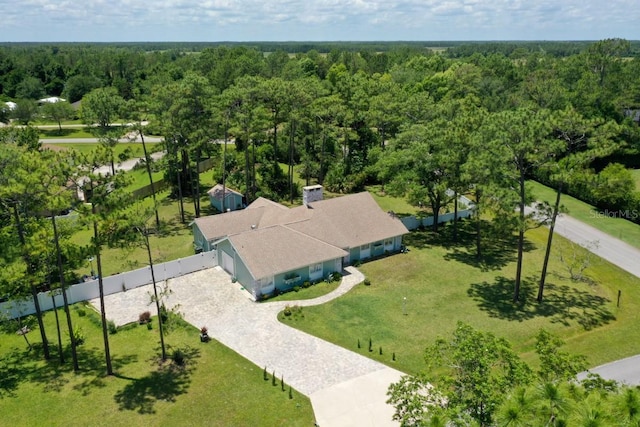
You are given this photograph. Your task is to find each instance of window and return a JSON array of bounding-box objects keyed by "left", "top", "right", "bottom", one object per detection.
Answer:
[
  {"left": 361, "top": 244, "right": 369, "bottom": 250},
  {"left": 310, "top": 263, "right": 322, "bottom": 273}
]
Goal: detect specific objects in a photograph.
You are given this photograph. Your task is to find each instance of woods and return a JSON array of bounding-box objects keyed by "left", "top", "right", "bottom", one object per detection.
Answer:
[{"left": 1, "top": 39, "right": 640, "bottom": 372}]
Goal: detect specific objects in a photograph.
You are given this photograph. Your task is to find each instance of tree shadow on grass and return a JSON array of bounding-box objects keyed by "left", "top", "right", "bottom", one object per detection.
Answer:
[
  {"left": 467, "top": 276, "right": 615, "bottom": 330},
  {"left": 441, "top": 220, "right": 536, "bottom": 272},
  {"left": 71, "top": 346, "right": 139, "bottom": 396},
  {"left": 113, "top": 345, "right": 200, "bottom": 414},
  {"left": 0, "top": 344, "right": 138, "bottom": 398}
]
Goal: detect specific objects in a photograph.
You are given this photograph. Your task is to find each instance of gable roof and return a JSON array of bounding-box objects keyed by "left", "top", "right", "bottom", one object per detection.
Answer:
[
  {"left": 207, "top": 184, "right": 243, "bottom": 201},
  {"left": 196, "top": 191, "right": 408, "bottom": 247},
  {"left": 195, "top": 191, "right": 409, "bottom": 280},
  {"left": 193, "top": 208, "right": 264, "bottom": 242},
  {"left": 226, "top": 225, "right": 348, "bottom": 279},
  {"left": 288, "top": 192, "right": 409, "bottom": 248}
]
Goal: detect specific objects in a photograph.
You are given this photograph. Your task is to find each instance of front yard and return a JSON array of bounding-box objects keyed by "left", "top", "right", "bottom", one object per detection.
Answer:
[
  {"left": 280, "top": 223, "right": 640, "bottom": 375},
  {"left": 0, "top": 306, "right": 314, "bottom": 426}
]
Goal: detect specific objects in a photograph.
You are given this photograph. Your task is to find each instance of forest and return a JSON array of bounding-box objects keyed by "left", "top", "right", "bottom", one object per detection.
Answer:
[{"left": 1, "top": 39, "right": 640, "bottom": 425}]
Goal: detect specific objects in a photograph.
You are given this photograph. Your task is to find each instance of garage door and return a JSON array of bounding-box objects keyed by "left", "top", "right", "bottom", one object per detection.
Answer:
[{"left": 221, "top": 250, "right": 235, "bottom": 276}]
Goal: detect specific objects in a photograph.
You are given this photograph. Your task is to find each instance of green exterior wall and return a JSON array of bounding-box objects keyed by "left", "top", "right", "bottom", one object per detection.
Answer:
[
  {"left": 210, "top": 193, "right": 244, "bottom": 213},
  {"left": 193, "top": 223, "right": 210, "bottom": 252}
]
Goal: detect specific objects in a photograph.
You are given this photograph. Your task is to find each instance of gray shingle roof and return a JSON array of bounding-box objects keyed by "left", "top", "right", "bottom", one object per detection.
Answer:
[
  {"left": 288, "top": 192, "right": 409, "bottom": 248},
  {"left": 228, "top": 225, "right": 348, "bottom": 279},
  {"left": 207, "top": 184, "right": 243, "bottom": 201},
  {"left": 195, "top": 191, "right": 409, "bottom": 279}
]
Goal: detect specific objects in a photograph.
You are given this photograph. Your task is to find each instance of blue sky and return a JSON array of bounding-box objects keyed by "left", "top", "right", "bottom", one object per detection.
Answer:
[{"left": 1, "top": 0, "right": 638, "bottom": 42}]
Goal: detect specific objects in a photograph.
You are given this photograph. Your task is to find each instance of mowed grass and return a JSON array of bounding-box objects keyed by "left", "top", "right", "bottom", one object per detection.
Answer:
[
  {"left": 266, "top": 280, "right": 342, "bottom": 303},
  {"left": 529, "top": 180, "right": 640, "bottom": 248},
  {"left": 42, "top": 142, "right": 161, "bottom": 159},
  {"left": 631, "top": 169, "right": 640, "bottom": 190},
  {"left": 281, "top": 223, "right": 640, "bottom": 375},
  {"left": 0, "top": 306, "right": 314, "bottom": 426}
]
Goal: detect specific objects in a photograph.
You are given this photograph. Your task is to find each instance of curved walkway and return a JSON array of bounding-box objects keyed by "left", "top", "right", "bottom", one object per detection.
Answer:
[{"left": 93, "top": 266, "right": 403, "bottom": 426}]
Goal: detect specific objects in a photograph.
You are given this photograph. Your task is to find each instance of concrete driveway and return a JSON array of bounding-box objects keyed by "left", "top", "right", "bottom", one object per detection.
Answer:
[{"left": 92, "top": 266, "right": 403, "bottom": 426}]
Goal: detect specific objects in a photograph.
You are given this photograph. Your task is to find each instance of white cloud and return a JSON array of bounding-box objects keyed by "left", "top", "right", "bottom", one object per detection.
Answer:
[{"left": 0, "top": 0, "right": 637, "bottom": 41}]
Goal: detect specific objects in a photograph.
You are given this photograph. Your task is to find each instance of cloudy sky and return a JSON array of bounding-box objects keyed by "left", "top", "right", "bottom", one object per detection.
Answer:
[{"left": 1, "top": 0, "right": 638, "bottom": 42}]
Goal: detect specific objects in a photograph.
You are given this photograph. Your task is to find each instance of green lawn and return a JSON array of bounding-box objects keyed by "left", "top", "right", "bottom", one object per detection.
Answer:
[
  {"left": 42, "top": 142, "right": 161, "bottom": 159},
  {"left": 0, "top": 306, "right": 314, "bottom": 426},
  {"left": 631, "top": 169, "right": 640, "bottom": 190},
  {"left": 280, "top": 223, "right": 640, "bottom": 375},
  {"left": 266, "top": 280, "right": 341, "bottom": 303},
  {"left": 529, "top": 180, "right": 640, "bottom": 248},
  {"left": 366, "top": 185, "right": 421, "bottom": 216},
  {"left": 39, "top": 128, "right": 94, "bottom": 139}
]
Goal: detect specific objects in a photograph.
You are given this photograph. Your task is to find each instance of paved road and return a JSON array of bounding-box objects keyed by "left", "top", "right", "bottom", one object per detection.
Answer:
[
  {"left": 551, "top": 213, "right": 640, "bottom": 279},
  {"left": 93, "top": 266, "right": 403, "bottom": 426},
  {"left": 577, "top": 355, "right": 640, "bottom": 386}
]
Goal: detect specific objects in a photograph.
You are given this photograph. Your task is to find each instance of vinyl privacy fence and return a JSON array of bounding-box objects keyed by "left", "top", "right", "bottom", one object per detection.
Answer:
[{"left": 1, "top": 251, "right": 217, "bottom": 320}]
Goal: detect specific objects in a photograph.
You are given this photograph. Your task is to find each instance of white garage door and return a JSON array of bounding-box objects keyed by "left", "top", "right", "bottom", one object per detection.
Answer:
[{"left": 221, "top": 250, "right": 235, "bottom": 276}]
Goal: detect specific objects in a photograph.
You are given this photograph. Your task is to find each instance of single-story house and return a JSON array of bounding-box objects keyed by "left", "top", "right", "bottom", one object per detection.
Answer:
[
  {"left": 207, "top": 184, "right": 245, "bottom": 212},
  {"left": 192, "top": 187, "right": 409, "bottom": 298}
]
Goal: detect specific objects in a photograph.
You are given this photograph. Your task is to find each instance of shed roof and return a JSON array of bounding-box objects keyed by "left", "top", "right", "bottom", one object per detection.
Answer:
[{"left": 207, "top": 184, "right": 243, "bottom": 201}]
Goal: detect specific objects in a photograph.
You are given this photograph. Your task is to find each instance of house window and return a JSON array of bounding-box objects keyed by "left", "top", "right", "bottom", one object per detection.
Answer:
[
  {"left": 384, "top": 239, "right": 393, "bottom": 246},
  {"left": 360, "top": 244, "right": 369, "bottom": 250},
  {"left": 310, "top": 263, "right": 322, "bottom": 273}
]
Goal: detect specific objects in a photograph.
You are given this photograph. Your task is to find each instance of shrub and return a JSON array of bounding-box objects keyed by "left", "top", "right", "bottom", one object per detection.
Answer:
[
  {"left": 283, "top": 305, "right": 292, "bottom": 316},
  {"left": 71, "top": 327, "right": 85, "bottom": 346},
  {"left": 139, "top": 311, "right": 151, "bottom": 324},
  {"left": 172, "top": 349, "right": 185, "bottom": 366},
  {"left": 107, "top": 320, "right": 117, "bottom": 335},
  {"left": 363, "top": 278, "right": 371, "bottom": 286},
  {"left": 293, "top": 286, "right": 301, "bottom": 292},
  {"left": 146, "top": 322, "right": 153, "bottom": 330},
  {"left": 76, "top": 307, "right": 86, "bottom": 317},
  {"left": 302, "top": 281, "right": 311, "bottom": 289},
  {"left": 160, "top": 304, "right": 169, "bottom": 322}
]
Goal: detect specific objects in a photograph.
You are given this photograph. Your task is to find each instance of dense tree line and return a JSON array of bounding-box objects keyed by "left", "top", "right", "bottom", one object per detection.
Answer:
[{"left": 2, "top": 39, "right": 640, "bottom": 372}]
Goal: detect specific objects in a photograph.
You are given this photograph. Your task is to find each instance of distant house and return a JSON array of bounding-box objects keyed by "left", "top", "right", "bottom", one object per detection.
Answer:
[
  {"left": 207, "top": 184, "right": 245, "bottom": 212},
  {"left": 624, "top": 109, "right": 640, "bottom": 125},
  {"left": 192, "top": 186, "right": 409, "bottom": 298},
  {"left": 37, "top": 96, "right": 66, "bottom": 104}
]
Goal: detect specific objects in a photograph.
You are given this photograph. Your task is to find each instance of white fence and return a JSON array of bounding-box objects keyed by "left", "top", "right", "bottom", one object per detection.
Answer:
[
  {"left": 0, "top": 251, "right": 217, "bottom": 319},
  {"left": 400, "top": 194, "right": 476, "bottom": 231}
]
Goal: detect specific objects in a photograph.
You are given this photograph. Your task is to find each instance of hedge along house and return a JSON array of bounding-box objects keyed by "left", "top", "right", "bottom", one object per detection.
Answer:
[
  {"left": 207, "top": 184, "right": 245, "bottom": 213},
  {"left": 192, "top": 187, "right": 409, "bottom": 299}
]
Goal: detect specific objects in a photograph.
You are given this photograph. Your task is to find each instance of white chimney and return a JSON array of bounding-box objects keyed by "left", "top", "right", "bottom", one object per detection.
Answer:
[{"left": 303, "top": 185, "right": 323, "bottom": 206}]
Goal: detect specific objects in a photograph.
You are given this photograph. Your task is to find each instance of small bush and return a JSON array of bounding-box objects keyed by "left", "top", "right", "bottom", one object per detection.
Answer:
[
  {"left": 139, "top": 311, "right": 151, "bottom": 324},
  {"left": 283, "top": 305, "right": 292, "bottom": 316},
  {"left": 302, "top": 281, "right": 311, "bottom": 288},
  {"left": 146, "top": 322, "right": 153, "bottom": 330},
  {"left": 172, "top": 349, "right": 185, "bottom": 366},
  {"left": 160, "top": 304, "right": 169, "bottom": 322},
  {"left": 363, "top": 278, "right": 371, "bottom": 286},
  {"left": 107, "top": 320, "right": 117, "bottom": 335},
  {"left": 71, "top": 327, "right": 85, "bottom": 346},
  {"left": 76, "top": 308, "right": 86, "bottom": 317},
  {"left": 293, "top": 286, "right": 300, "bottom": 292}
]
